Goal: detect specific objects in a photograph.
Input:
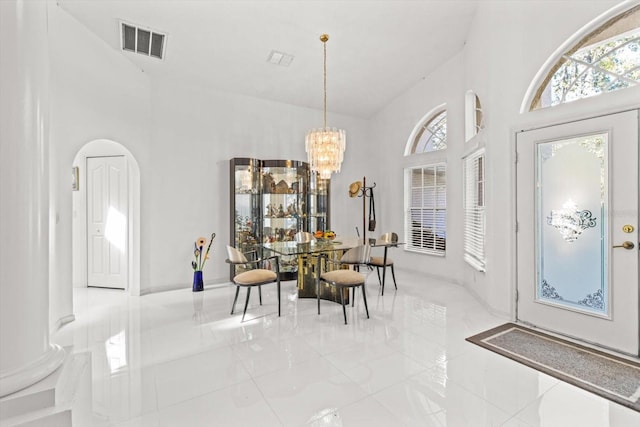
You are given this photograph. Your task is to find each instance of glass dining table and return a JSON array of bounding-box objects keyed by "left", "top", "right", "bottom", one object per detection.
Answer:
[
  {"left": 262, "top": 237, "right": 402, "bottom": 303},
  {"left": 262, "top": 239, "right": 357, "bottom": 303}
]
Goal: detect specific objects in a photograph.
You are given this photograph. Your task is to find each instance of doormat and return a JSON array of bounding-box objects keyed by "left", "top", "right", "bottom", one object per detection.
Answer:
[{"left": 466, "top": 323, "right": 640, "bottom": 412}]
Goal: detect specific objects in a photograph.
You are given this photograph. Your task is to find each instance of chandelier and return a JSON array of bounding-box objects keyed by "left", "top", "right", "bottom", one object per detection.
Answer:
[{"left": 305, "top": 34, "right": 346, "bottom": 180}]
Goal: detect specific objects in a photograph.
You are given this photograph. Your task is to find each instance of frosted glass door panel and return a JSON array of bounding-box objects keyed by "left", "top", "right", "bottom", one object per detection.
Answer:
[{"left": 536, "top": 134, "right": 608, "bottom": 316}]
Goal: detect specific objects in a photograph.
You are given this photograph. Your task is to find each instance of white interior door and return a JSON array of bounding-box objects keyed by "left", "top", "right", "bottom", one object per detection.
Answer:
[
  {"left": 87, "top": 156, "right": 128, "bottom": 289},
  {"left": 516, "top": 110, "right": 639, "bottom": 356}
]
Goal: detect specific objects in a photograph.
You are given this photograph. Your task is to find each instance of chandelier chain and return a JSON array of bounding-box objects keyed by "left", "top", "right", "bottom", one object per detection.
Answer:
[{"left": 323, "top": 38, "right": 327, "bottom": 129}]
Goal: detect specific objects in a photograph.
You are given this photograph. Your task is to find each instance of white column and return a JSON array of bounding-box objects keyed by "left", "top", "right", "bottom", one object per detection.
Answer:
[{"left": 0, "top": 0, "right": 65, "bottom": 397}]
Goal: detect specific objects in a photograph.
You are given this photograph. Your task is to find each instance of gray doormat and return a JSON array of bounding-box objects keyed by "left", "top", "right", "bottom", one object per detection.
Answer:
[{"left": 466, "top": 323, "right": 640, "bottom": 412}]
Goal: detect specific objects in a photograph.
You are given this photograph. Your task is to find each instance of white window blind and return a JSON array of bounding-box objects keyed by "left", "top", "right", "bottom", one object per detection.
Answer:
[
  {"left": 405, "top": 164, "right": 446, "bottom": 255},
  {"left": 463, "top": 149, "right": 486, "bottom": 271}
]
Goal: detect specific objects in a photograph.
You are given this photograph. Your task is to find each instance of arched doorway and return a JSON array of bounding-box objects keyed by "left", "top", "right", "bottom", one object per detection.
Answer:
[{"left": 72, "top": 139, "right": 141, "bottom": 296}]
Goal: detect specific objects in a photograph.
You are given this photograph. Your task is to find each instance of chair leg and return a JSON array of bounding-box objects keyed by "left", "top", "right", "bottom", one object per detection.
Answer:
[
  {"left": 375, "top": 267, "right": 381, "bottom": 285},
  {"left": 340, "top": 287, "right": 347, "bottom": 325},
  {"left": 259, "top": 285, "right": 262, "bottom": 305},
  {"left": 382, "top": 265, "right": 387, "bottom": 296},
  {"left": 317, "top": 279, "right": 321, "bottom": 315},
  {"left": 391, "top": 265, "right": 397, "bottom": 290},
  {"left": 352, "top": 287, "right": 355, "bottom": 307},
  {"left": 277, "top": 279, "right": 281, "bottom": 317},
  {"left": 361, "top": 283, "right": 369, "bottom": 319},
  {"left": 231, "top": 286, "right": 240, "bottom": 315},
  {"left": 242, "top": 287, "right": 251, "bottom": 322}
]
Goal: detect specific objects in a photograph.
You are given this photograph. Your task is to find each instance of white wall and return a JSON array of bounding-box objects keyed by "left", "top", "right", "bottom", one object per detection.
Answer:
[
  {"left": 466, "top": 0, "right": 638, "bottom": 315},
  {"left": 369, "top": 0, "right": 638, "bottom": 317},
  {"left": 147, "top": 81, "right": 368, "bottom": 293},
  {"left": 48, "top": 2, "right": 369, "bottom": 301},
  {"left": 48, "top": 1, "right": 151, "bottom": 325},
  {"left": 369, "top": 52, "right": 466, "bottom": 284}
]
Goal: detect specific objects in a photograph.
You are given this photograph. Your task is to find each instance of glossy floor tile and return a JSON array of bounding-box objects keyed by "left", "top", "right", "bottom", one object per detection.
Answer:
[{"left": 52, "top": 270, "right": 640, "bottom": 426}]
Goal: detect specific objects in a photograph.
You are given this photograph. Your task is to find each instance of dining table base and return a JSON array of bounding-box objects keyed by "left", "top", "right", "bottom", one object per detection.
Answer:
[{"left": 296, "top": 251, "right": 350, "bottom": 304}]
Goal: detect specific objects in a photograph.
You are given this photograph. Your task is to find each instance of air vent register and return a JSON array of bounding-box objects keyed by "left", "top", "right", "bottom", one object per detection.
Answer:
[{"left": 121, "top": 22, "right": 165, "bottom": 60}]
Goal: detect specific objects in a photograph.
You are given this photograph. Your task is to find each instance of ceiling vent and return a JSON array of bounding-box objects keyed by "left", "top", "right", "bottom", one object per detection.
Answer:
[
  {"left": 121, "top": 22, "right": 166, "bottom": 60},
  {"left": 267, "top": 50, "right": 294, "bottom": 67}
]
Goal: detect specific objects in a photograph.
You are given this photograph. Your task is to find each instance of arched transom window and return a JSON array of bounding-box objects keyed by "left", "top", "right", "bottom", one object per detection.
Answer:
[
  {"left": 530, "top": 5, "right": 640, "bottom": 110},
  {"left": 409, "top": 109, "right": 447, "bottom": 153}
]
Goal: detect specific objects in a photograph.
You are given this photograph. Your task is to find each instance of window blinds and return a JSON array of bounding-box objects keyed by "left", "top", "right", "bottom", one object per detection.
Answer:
[
  {"left": 463, "top": 149, "right": 486, "bottom": 271},
  {"left": 405, "top": 164, "right": 447, "bottom": 255}
]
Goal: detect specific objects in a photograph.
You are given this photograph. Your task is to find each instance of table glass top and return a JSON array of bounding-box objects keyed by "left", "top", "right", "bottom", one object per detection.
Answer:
[
  {"left": 262, "top": 238, "right": 403, "bottom": 256},
  {"left": 262, "top": 240, "right": 354, "bottom": 256}
]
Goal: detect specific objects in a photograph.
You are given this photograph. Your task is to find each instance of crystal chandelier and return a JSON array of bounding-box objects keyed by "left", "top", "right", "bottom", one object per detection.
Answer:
[{"left": 305, "top": 34, "right": 346, "bottom": 180}]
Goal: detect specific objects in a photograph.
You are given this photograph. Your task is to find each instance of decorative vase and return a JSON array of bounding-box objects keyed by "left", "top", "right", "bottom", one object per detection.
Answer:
[{"left": 193, "top": 271, "right": 204, "bottom": 292}]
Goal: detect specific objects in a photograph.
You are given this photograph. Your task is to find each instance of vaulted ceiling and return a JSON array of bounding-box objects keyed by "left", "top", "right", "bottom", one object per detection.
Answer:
[{"left": 58, "top": 0, "right": 479, "bottom": 118}]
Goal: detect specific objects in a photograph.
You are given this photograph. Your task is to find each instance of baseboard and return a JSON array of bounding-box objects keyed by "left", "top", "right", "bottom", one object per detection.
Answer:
[
  {"left": 397, "top": 265, "right": 465, "bottom": 287},
  {"left": 393, "top": 266, "right": 510, "bottom": 320},
  {"left": 140, "top": 278, "right": 231, "bottom": 296}
]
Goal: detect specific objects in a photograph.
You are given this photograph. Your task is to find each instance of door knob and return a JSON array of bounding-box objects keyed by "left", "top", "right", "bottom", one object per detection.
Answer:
[{"left": 612, "top": 241, "right": 635, "bottom": 250}]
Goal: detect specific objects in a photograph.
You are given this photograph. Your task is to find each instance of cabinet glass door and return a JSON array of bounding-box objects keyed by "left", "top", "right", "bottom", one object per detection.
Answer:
[
  {"left": 230, "top": 158, "right": 261, "bottom": 278},
  {"left": 262, "top": 161, "right": 308, "bottom": 279},
  {"left": 309, "top": 173, "right": 330, "bottom": 233}
]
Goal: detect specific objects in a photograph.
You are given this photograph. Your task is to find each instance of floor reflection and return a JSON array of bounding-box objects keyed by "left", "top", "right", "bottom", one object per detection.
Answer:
[{"left": 52, "top": 271, "right": 640, "bottom": 427}]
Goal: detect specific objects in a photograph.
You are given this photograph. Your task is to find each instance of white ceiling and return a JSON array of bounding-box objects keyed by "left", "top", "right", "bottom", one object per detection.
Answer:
[{"left": 58, "top": 0, "right": 480, "bottom": 119}]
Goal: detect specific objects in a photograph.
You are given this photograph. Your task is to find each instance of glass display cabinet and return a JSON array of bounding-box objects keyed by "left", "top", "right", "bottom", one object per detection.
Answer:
[{"left": 229, "top": 158, "right": 330, "bottom": 280}]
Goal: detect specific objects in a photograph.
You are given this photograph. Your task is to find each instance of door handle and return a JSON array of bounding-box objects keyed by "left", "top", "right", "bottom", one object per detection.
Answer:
[{"left": 612, "top": 241, "right": 635, "bottom": 250}]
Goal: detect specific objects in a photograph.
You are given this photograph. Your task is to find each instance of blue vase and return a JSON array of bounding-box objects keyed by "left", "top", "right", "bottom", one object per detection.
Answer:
[{"left": 193, "top": 271, "right": 204, "bottom": 292}]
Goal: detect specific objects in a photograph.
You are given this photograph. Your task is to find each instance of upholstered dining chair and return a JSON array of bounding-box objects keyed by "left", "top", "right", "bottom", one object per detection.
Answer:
[
  {"left": 316, "top": 244, "right": 371, "bottom": 325},
  {"left": 369, "top": 232, "right": 398, "bottom": 295},
  {"left": 294, "top": 231, "right": 316, "bottom": 243},
  {"left": 225, "top": 245, "right": 281, "bottom": 322}
]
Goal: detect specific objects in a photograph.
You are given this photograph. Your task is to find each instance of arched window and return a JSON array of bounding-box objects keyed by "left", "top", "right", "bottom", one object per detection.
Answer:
[
  {"left": 404, "top": 105, "right": 448, "bottom": 255},
  {"left": 408, "top": 108, "right": 447, "bottom": 154},
  {"left": 527, "top": 4, "right": 639, "bottom": 111}
]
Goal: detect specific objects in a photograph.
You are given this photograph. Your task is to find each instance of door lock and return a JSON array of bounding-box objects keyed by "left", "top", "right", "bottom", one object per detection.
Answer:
[{"left": 612, "top": 241, "right": 635, "bottom": 250}]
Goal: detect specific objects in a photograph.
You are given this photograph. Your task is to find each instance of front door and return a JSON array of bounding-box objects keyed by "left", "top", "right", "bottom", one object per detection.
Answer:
[
  {"left": 516, "top": 110, "right": 639, "bottom": 356},
  {"left": 87, "top": 156, "right": 128, "bottom": 289}
]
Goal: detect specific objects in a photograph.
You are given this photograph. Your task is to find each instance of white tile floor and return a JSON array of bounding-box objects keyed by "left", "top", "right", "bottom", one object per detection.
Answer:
[{"left": 53, "top": 270, "right": 640, "bottom": 427}]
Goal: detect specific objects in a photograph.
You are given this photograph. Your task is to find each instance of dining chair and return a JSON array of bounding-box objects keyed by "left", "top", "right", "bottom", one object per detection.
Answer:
[
  {"left": 316, "top": 244, "right": 371, "bottom": 324},
  {"left": 369, "top": 232, "right": 398, "bottom": 295},
  {"left": 225, "top": 245, "right": 281, "bottom": 322},
  {"left": 294, "top": 231, "right": 316, "bottom": 243}
]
